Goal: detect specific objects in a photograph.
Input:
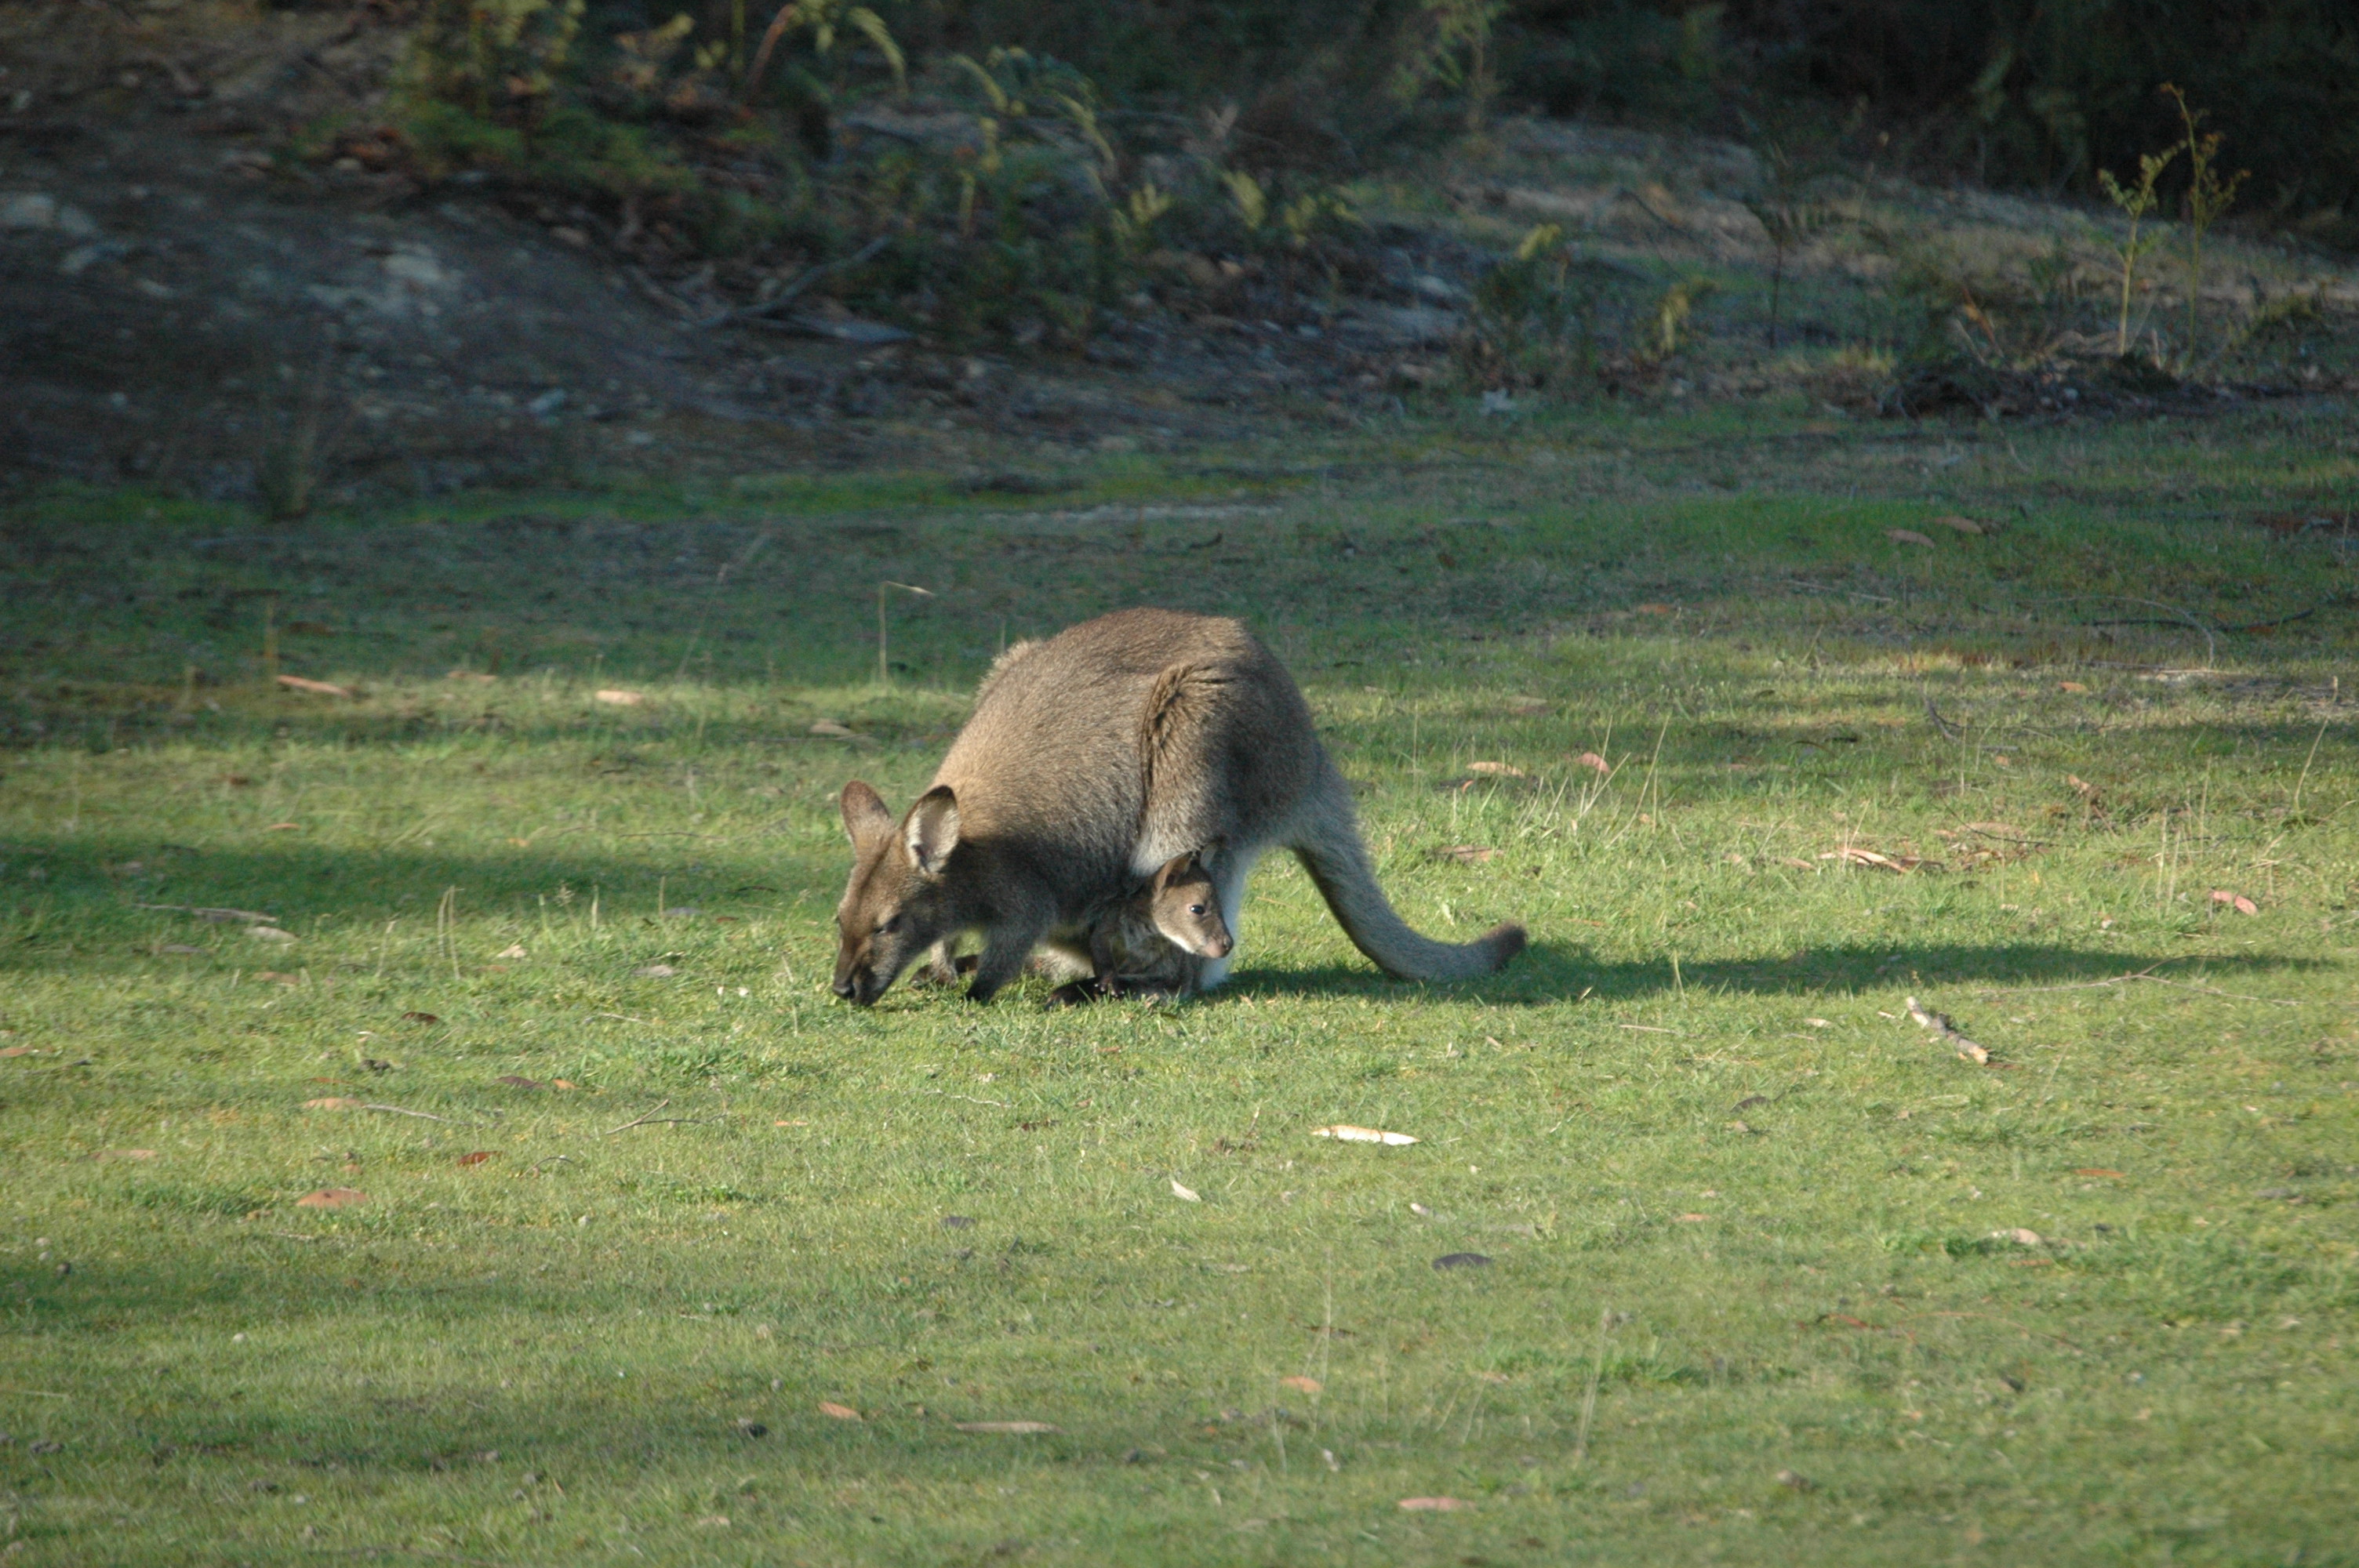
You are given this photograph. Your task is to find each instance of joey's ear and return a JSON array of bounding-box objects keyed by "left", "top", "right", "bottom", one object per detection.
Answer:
[
  {"left": 840, "top": 781, "right": 895, "bottom": 847},
  {"left": 1152, "top": 851, "right": 1196, "bottom": 891},
  {"left": 902, "top": 785, "right": 961, "bottom": 875}
]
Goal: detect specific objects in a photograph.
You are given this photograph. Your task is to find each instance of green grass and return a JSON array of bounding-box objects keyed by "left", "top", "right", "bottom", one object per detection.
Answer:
[{"left": 3, "top": 400, "right": 2357, "bottom": 1565}]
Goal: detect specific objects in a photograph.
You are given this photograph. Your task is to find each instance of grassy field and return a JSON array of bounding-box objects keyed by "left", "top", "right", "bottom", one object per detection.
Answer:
[{"left": 3, "top": 398, "right": 2357, "bottom": 1566}]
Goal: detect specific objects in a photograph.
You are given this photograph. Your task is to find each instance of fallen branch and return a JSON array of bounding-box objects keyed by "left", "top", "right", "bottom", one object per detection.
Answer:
[
  {"left": 1905, "top": 995, "right": 1991, "bottom": 1064},
  {"left": 697, "top": 234, "right": 892, "bottom": 329}
]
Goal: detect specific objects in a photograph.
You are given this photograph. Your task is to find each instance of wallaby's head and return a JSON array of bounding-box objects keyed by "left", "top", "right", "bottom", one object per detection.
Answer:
[
  {"left": 1148, "top": 851, "right": 1232, "bottom": 959},
  {"left": 833, "top": 780, "right": 963, "bottom": 1005}
]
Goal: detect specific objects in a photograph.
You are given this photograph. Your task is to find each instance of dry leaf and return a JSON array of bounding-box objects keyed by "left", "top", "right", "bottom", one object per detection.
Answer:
[
  {"left": 275, "top": 674, "right": 353, "bottom": 698},
  {"left": 1311, "top": 1125, "right": 1419, "bottom": 1146},
  {"left": 551, "top": 1079, "right": 577, "bottom": 1090},
  {"left": 2075, "top": 1167, "right": 2126, "bottom": 1178},
  {"left": 2209, "top": 890, "right": 2259, "bottom": 915},
  {"left": 1804, "top": 1018, "right": 1832, "bottom": 1027},
  {"left": 1279, "top": 1375, "right": 1322, "bottom": 1394},
  {"left": 96, "top": 1148, "right": 157, "bottom": 1161},
  {"left": 493, "top": 944, "right": 527, "bottom": 960},
  {"left": 1474, "top": 1370, "right": 1510, "bottom": 1384},
  {"left": 1464, "top": 760, "right": 1528, "bottom": 779},
  {"left": 264, "top": 822, "right": 302, "bottom": 832},
  {"left": 809, "top": 719, "right": 875, "bottom": 743},
  {"left": 303, "top": 1097, "right": 362, "bottom": 1110},
  {"left": 1575, "top": 751, "right": 1612, "bottom": 777},
  {"left": 295, "top": 1187, "right": 369, "bottom": 1208},
  {"left": 1887, "top": 528, "right": 1936, "bottom": 547},
  {"left": 955, "top": 1421, "right": 1059, "bottom": 1434},
  {"left": 245, "top": 926, "right": 296, "bottom": 942},
  {"left": 402, "top": 1011, "right": 440, "bottom": 1024},
  {"left": 1992, "top": 1227, "right": 2043, "bottom": 1247},
  {"left": 456, "top": 1151, "right": 499, "bottom": 1167},
  {"left": 1674, "top": 1213, "right": 1710, "bottom": 1222},
  {"left": 1634, "top": 602, "right": 1676, "bottom": 616},
  {"left": 594, "top": 689, "right": 645, "bottom": 706},
  {"left": 155, "top": 943, "right": 203, "bottom": 954},
  {"left": 1170, "top": 1179, "right": 1201, "bottom": 1203},
  {"left": 817, "top": 1401, "right": 863, "bottom": 1421},
  {"left": 447, "top": 670, "right": 496, "bottom": 683},
  {"left": 634, "top": 964, "right": 678, "bottom": 978},
  {"left": 1430, "top": 844, "right": 1496, "bottom": 864},
  {"left": 496, "top": 1075, "right": 543, "bottom": 1089},
  {"left": 255, "top": 971, "right": 300, "bottom": 985},
  {"left": 1929, "top": 514, "right": 1986, "bottom": 535},
  {"left": 1397, "top": 1497, "right": 1473, "bottom": 1512},
  {"left": 2058, "top": 681, "right": 2089, "bottom": 693},
  {"left": 1506, "top": 699, "right": 1552, "bottom": 717},
  {"left": 1, "top": 1045, "right": 41, "bottom": 1058}
]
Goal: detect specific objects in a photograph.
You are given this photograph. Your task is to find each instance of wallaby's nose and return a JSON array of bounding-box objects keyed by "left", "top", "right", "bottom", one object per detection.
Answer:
[
  {"left": 831, "top": 976, "right": 858, "bottom": 1000},
  {"left": 1208, "top": 934, "right": 1234, "bottom": 958}
]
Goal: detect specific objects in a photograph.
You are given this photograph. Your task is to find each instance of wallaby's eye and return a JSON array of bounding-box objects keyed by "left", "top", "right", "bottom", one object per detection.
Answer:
[
  {"left": 875, "top": 915, "right": 903, "bottom": 937},
  {"left": 1188, "top": 902, "right": 1209, "bottom": 916}
]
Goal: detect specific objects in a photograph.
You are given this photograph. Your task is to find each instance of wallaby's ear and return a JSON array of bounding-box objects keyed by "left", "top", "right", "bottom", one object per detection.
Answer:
[
  {"left": 841, "top": 781, "right": 896, "bottom": 848},
  {"left": 1152, "top": 851, "right": 1198, "bottom": 891},
  {"left": 903, "top": 785, "right": 961, "bottom": 875}
]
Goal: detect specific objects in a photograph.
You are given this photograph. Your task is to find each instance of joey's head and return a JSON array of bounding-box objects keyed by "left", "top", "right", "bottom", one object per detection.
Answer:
[
  {"left": 1147, "top": 851, "right": 1232, "bottom": 960},
  {"left": 833, "top": 781, "right": 963, "bottom": 1005}
]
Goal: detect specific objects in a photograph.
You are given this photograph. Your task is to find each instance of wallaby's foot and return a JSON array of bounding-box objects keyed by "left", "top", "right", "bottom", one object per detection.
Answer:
[
  {"left": 1044, "top": 979, "right": 1103, "bottom": 1008},
  {"left": 954, "top": 953, "right": 980, "bottom": 975}
]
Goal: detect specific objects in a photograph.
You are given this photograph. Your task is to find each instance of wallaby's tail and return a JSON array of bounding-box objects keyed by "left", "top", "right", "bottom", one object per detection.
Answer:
[{"left": 1289, "top": 774, "right": 1526, "bottom": 982}]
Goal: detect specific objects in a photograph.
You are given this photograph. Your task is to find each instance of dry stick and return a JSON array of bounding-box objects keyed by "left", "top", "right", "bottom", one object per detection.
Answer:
[
  {"left": 362, "top": 1103, "right": 465, "bottom": 1124},
  {"left": 602, "top": 1100, "right": 719, "bottom": 1134},
  {"left": 1571, "top": 1305, "right": 1611, "bottom": 1466},
  {"left": 696, "top": 234, "right": 893, "bottom": 329},
  {"left": 1904, "top": 996, "right": 1990, "bottom": 1064},
  {"left": 2292, "top": 717, "right": 2331, "bottom": 816}
]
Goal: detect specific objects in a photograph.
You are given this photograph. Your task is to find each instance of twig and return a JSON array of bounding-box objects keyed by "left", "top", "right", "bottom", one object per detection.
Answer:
[
  {"left": 589, "top": 1013, "right": 655, "bottom": 1025},
  {"left": 1904, "top": 995, "right": 1991, "bottom": 1064},
  {"left": 133, "top": 902, "right": 279, "bottom": 924},
  {"left": 1570, "top": 1305, "right": 1611, "bottom": 1466},
  {"left": 602, "top": 1099, "right": 719, "bottom": 1134},
  {"left": 362, "top": 1103, "right": 464, "bottom": 1124},
  {"left": 1979, "top": 962, "right": 2318, "bottom": 1007},
  {"left": 696, "top": 234, "right": 892, "bottom": 329}
]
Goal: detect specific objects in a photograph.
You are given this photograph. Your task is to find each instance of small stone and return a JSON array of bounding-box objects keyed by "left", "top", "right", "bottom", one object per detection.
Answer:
[{"left": 1776, "top": 1468, "right": 1813, "bottom": 1491}]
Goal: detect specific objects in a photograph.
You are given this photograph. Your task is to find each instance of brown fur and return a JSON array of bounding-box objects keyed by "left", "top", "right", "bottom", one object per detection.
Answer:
[{"left": 832, "top": 609, "right": 1525, "bottom": 1004}]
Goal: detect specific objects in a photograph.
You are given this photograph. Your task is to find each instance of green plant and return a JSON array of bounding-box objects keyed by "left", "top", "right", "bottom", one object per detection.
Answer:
[
  {"left": 743, "top": 0, "right": 905, "bottom": 96},
  {"left": 1741, "top": 137, "right": 1836, "bottom": 350},
  {"left": 2095, "top": 143, "right": 2180, "bottom": 358},
  {"left": 396, "top": 0, "right": 583, "bottom": 122},
  {"left": 1390, "top": 0, "right": 1507, "bottom": 137},
  {"left": 1649, "top": 275, "right": 1717, "bottom": 359},
  {"left": 2160, "top": 83, "right": 2249, "bottom": 365},
  {"left": 1463, "top": 223, "right": 1601, "bottom": 387}
]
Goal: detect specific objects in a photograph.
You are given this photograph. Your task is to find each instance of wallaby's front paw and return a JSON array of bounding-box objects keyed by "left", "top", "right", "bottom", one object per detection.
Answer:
[{"left": 1044, "top": 980, "right": 1101, "bottom": 1009}]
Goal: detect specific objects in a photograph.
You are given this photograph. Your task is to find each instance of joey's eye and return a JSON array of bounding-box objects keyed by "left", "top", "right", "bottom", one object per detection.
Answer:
[{"left": 1188, "top": 902, "right": 1208, "bottom": 916}]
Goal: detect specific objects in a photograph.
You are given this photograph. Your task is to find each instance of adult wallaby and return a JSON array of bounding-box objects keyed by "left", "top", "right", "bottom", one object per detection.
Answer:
[{"left": 831, "top": 608, "right": 1525, "bottom": 1004}]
